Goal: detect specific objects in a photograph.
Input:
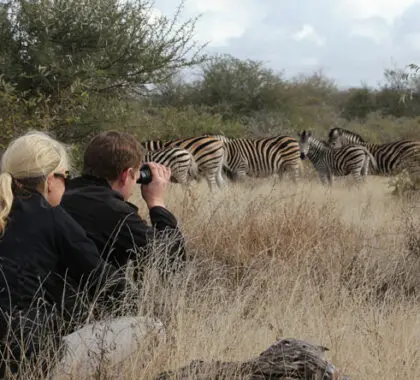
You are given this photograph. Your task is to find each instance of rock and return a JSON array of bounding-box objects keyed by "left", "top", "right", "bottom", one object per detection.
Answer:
[
  {"left": 50, "top": 315, "right": 165, "bottom": 379},
  {"left": 156, "top": 338, "right": 350, "bottom": 380}
]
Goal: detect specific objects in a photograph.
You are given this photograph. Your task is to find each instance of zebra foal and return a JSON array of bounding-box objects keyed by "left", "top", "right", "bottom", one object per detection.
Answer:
[
  {"left": 328, "top": 127, "right": 420, "bottom": 179},
  {"left": 142, "top": 146, "right": 198, "bottom": 184},
  {"left": 298, "top": 130, "right": 376, "bottom": 186}
]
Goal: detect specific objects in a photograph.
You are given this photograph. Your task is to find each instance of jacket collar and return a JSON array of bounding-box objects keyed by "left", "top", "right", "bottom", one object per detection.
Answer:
[
  {"left": 68, "top": 174, "right": 111, "bottom": 188},
  {"left": 13, "top": 185, "right": 44, "bottom": 199},
  {"left": 65, "top": 175, "right": 126, "bottom": 201}
]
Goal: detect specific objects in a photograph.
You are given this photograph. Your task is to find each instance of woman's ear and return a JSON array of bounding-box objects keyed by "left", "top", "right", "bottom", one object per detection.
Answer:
[{"left": 45, "top": 173, "right": 54, "bottom": 194}]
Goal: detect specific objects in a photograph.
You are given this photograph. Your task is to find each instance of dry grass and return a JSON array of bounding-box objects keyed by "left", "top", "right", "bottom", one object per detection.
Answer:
[
  {"left": 122, "top": 175, "right": 420, "bottom": 380},
  {"left": 12, "top": 175, "right": 420, "bottom": 379}
]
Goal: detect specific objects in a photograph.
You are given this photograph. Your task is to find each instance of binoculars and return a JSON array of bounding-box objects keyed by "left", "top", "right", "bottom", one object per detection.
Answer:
[{"left": 137, "top": 164, "right": 152, "bottom": 185}]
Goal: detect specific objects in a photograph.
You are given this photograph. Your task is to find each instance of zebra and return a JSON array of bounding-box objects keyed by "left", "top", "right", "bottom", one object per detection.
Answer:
[
  {"left": 141, "top": 136, "right": 226, "bottom": 189},
  {"left": 205, "top": 134, "right": 232, "bottom": 144},
  {"left": 142, "top": 139, "right": 165, "bottom": 151},
  {"left": 142, "top": 146, "right": 198, "bottom": 184},
  {"left": 328, "top": 127, "right": 420, "bottom": 179},
  {"left": 298, "top": 130, "right": 377, "bottom": 186},
  {"left": 208, "top": 135, "right": 302, "bottom": 182},
  {"left": 202, "top": 134, "right": 239, "bottom": 180}
]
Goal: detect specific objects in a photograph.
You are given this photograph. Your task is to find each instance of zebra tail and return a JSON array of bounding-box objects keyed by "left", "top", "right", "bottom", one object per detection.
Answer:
[
  {"left": 188, "top": 157, "right": 199, "bottom": 180},
  {"left": 220, "top": 145, "right": 238, "bottom": 180},
  {"left": 363, "top": 147, "right": 378, "bottom": 172},
  {"left": 223, "top": 165, "right": 237, "bottom": 181}
]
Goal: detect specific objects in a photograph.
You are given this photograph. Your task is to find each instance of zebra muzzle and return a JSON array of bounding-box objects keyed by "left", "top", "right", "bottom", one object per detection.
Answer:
[{"left": 300, "top": 152, "right": 306, "bottom": 160}]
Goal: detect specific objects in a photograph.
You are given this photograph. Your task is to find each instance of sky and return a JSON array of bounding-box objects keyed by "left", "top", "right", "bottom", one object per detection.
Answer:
[{"left": 152, "top": 0, "right": 420, "bottom": 89}]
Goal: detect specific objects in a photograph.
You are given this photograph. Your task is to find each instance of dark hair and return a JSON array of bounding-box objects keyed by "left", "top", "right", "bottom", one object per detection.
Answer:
[{"left": 82, "top": 130, "right": 143, "bottom": 181}]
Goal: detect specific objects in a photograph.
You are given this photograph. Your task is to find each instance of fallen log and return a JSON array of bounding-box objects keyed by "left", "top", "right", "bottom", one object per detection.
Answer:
[{"left": 156, "top": 338, "right": 350, "bottom": 379}]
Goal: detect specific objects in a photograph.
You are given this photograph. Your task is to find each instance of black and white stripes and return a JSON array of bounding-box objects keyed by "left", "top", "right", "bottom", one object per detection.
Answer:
[
  {"left": 142, "top": 147, "right": 198, "bottom": 184},
  {"left": 328, "top": 128, "right": 420, "bottom": 179},
  {"left": 211, "top": 135, "right": 302, "bottom": 182},
  {"left": 139, "top": 129, "right": 418, "bottom": 189},
  {"left": 142, "top": 136, "right": 226, "bottom": 189},
  {"left": 298, "top": 130, "right": 376, "bottom": 186}
]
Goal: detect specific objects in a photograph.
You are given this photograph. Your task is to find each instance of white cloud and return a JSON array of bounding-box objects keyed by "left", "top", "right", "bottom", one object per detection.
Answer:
[
  {"left": 335, "top": 0, "right": 420, "bottom": 24},
  {"left": 292, "top": 24, "right": 325, "bottom": 46},
  {"left": 349, "top": 19, "right": 391, "bottom": 44},
  {"left": 152, "top": 0, "right": 420, "bottom": 87},
  {"left": 403, "top": 33, "right": 420, "bottom": 50},
  {"left": 183, "top": 0, "right": 268, "bottom": 47},
  {"left": 300, "top": 57, "right": 320, "bottom": 66}
]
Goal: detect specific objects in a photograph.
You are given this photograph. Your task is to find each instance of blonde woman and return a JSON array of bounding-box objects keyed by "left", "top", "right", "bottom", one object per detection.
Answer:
[{"left": 0, "top": 131, "right": 128, "bottom": 377}]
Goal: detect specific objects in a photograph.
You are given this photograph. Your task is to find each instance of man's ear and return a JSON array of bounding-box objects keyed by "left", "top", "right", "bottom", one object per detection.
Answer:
[{"left": 119, "top": 168, "right": 130, "bottom": 185}]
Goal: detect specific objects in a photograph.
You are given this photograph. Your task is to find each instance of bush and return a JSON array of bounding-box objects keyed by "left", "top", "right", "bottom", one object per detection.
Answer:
[
  {"left": 121, "top": 105, "right": 247, "bottom": 141},
  {"left": 0, "top": 0, "right": 205, "bottom": 144}
]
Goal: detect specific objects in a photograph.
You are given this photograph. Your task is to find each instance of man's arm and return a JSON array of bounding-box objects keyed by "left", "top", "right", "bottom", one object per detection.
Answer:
[
  {"left": 149, "top": 205, "right": 178, "bottom": 230},
  {"left": 137, "top": 162, "right": 187, "bottom": 270},
  {"left": 149, "top": 205, "right": 186, "bottom": 265},
  {"left": 121, "top": 208, "right": 186, "bottom": 271}
]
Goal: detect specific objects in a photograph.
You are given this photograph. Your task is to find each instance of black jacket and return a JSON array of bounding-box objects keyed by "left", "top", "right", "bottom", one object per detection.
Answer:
[
  {"left": 60, "top": 175, "right": 186, "bottom": 274},
  {"left": 0, "top": 189, "right": 126, "bottom": 336}
]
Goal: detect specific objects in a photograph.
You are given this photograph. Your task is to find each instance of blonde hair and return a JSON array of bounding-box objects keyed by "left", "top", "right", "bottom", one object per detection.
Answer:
[{"left": 0, "top": 130, "right": 70, "bottom": 234}]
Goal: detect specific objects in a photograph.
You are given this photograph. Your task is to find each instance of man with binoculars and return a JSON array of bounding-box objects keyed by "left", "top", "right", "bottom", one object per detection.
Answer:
[{"left": 60, "top": 130, "right": 186, "bottom": 277}]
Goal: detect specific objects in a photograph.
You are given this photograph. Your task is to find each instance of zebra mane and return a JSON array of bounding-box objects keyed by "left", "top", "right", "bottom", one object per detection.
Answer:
[
  {"left": 141, "top": 139, "right": 166, "bottom": 151},
  {"left": 309, "top": 135, "right": 330, "bottom": 150},
  {"left": 328, "top": 128, "right": 365, "bottom": 143},
  {"left": 203, "top": 134, "right": 232, "bottom": 142}
]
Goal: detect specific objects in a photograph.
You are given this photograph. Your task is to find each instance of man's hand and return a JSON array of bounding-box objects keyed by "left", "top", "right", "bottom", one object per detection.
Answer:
[{"left": 140, "top": 162, "right": 171, "bottom": 209}]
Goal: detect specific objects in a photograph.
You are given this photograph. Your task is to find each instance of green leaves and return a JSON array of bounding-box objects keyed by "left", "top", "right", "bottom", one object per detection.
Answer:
[
  {"left": 0, "top": 0, "right": 205, "bottom": 144},
  {"left": 2, "top": 0, "right": 204, "bottom": 96}
]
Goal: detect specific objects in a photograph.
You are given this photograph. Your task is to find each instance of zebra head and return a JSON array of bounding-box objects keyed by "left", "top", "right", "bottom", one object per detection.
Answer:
[
  {"left": 298, "top": 130, "right": 312, "bottom": 160},
  {"left": 327, "top": 128, "right": 344, "bottom": 148}
]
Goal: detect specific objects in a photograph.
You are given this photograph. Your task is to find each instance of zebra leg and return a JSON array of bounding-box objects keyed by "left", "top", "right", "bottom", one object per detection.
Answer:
[
  {"left": 327, "top": 174, "right": 333, "bottom": 186},
  {"left": 325, "top": 170, "right": 334, "bottom": 186},
  {"left": 227, "top": 163, "right": 248, "bottom": 183},
  {"left": 194, "top": 171, "right": 204, "bottom": 183},
  {"left": 279, "top": 162, "right": 301, "bottom": 183},
  {"left": 352, "top": 173, "right": 363, "bottom": 186},
  {"left": 202, "top": 166, "right": 221, "bottom": 190},
  {"left": 350, "top": 167, "right": 364, "bottom": 186},
  {"left": 236, "top": 163, "right": 249, "bottom": 182},
  {"left": 360, "top": 156, "right": 369, "bottom": 182},
  {"left": 176, "top": 170, "right": 189, "bottom": 184},
  {"left": 289, "top": 163, "right": 301, "bottom": 183},
  {"left": 215, "top": 164, "right": 226, "bottom": 188},
  {"left": 277, "top": 168, "right": 285, "bottom": 181},
  {"left": 206, "top": 176, "right": 217, "bottom": 191},
  {"left": 319, "top": 172, "right": 328, "bottom": 186},
  {"left": 293, "top": 164, "right": 301, "bottom": 183},
  {"left": 360, "top": 153, "right": 371, "bottom": 180},
  {"left": 404, "top": 155, "right": 420, "bottom": 185}
]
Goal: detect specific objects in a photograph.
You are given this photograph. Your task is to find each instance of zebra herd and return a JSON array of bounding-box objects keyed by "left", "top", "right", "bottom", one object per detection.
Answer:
[{"left": 140, "top": 128, "right": 420, "bottom": 189}]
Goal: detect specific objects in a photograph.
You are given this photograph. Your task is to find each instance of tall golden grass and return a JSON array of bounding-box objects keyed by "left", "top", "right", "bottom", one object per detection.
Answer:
[
  {"left": 125, "top": 176, "right": 420, "bottom": 379},
  {"left": 10, "top": 175, "right": 420, "bottom": 379}
]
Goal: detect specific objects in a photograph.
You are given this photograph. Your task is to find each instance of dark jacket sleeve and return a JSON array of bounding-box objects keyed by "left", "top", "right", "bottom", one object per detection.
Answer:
[
  {"left": 52, "top": 206, "right": 128, "bottom": 305},
  {"left": 116, "top": 205, "right": 186, "bottom": 276},
  {"left": 148, "top": 206, "right": 186, "bottom": 266},
  {"left": 149, "top": 206, "right": 178, "bottom": 230}
]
